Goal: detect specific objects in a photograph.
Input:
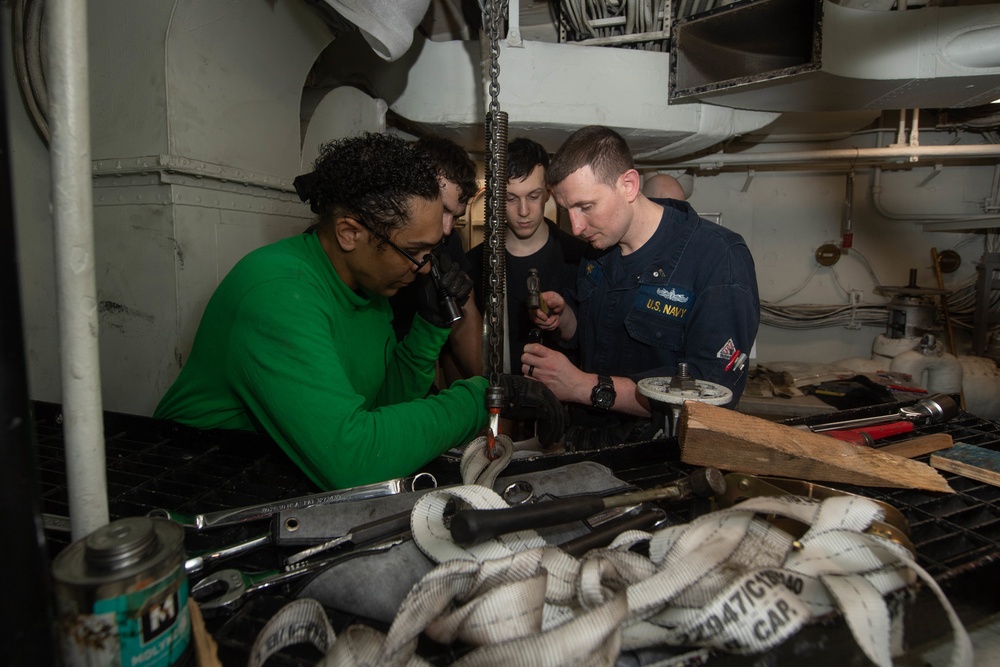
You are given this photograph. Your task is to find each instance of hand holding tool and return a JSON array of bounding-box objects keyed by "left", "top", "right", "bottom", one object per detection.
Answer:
[
  {"left": 809, "top": 393, "right": 958, "bottom": 433},
  {"left": 449, "top": 467, "right": 725, "bottom": 547}
]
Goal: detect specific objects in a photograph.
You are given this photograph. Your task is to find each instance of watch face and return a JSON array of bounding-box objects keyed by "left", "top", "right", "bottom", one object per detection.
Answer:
[
  {"left": 593, "top": 388, "right": 614, "bottom": 409},
  {"left": 591, "top": 377, "right": 616, "bottom": 410}
]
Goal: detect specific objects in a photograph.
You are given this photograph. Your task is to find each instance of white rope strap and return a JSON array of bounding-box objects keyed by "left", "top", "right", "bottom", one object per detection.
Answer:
[
  {"left": 247, "top": 598, "right": 337, "bottom": 667},
  {"left": 253, "top": 492, "right": 973, "bottom": 667}
]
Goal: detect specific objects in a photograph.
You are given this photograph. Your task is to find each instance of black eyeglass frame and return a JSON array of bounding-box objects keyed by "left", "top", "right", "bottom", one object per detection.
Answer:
[{"left": 350, "top": 217, "right": 444, "bottom": 270}]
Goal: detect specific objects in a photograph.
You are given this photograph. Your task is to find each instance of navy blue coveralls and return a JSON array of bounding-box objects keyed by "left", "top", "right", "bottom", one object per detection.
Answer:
[{"left": 567, "top": 199, "right": 760, "bottom": 445}]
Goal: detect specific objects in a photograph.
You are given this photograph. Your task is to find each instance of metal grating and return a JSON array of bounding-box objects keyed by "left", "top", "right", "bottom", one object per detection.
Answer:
[{"left": 34, "top": 398, "right": 1000, "bottom": 664}]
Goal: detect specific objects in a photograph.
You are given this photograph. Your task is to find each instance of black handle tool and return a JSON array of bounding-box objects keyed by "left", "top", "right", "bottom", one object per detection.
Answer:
[
  {"left": 558, "top": 507, "right": 667, "bottom": 557},
  {"left": 450, "top": 467, "right": 725, "bottom": 547},
  {"left": 428, "top": 253, "right": 463, "bottom": 326}
]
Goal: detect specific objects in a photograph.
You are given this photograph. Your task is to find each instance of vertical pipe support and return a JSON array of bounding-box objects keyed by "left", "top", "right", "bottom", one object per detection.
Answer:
[
  {"left": 507, "top": 0, "right": 522, "bottom": 46},
  {"left": 47, "top": 0, "right": 109, "bottom": 540}
]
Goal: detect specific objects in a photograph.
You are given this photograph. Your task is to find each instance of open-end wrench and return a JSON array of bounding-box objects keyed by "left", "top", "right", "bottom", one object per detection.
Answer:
[
  {"left": 147, "top": 472, "right": 437, "bottom": 530},
  {"left": 191, "top": 533, "right": 409, "bottom": 612}
]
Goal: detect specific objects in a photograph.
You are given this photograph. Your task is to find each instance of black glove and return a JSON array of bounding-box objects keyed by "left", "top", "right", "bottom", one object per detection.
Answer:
[
  {"left": 496, "top": 373, "right": 566, "bottom": 446},
  {"left": 417, "top": 248, "right": 473, "bottom": 328}
]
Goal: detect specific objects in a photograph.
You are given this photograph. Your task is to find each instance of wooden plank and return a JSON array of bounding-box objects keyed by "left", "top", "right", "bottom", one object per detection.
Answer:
[
  {"left": 879, "top": 433, "right": 954, "bottom": 459},
  {"left": 680, "top": 401, "right": 953, "bottom": 493},
  {"left": 930, "top": 444, "right": 1000, "bottom": 487}
]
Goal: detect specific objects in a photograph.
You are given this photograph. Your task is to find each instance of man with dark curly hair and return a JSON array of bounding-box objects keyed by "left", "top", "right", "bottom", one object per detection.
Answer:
[{"left": 154, "top": 134, "right": 515, "bottom": 489}]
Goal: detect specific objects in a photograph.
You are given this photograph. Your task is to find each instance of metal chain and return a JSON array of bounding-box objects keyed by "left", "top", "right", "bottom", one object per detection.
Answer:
[{"left": 483, "top": 0, "right": 509, "bottom": 387}]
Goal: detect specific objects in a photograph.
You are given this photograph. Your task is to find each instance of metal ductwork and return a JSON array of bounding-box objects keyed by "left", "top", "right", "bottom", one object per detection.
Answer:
[{"left": 671, "top": 0, "right": 1000, "bottom": 112}]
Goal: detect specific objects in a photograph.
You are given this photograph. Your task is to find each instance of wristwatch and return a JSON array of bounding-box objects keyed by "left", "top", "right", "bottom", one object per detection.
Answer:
[{"left": 590, "top": 374, "right": 616, "bottom": 410}]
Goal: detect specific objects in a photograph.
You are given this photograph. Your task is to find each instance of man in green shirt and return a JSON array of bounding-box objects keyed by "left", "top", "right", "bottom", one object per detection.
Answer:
[{"left": 155, "top": 133, "right": 561, "bottom": 489}]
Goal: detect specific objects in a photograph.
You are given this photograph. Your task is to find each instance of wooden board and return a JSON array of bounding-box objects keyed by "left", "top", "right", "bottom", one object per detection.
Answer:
[
  {"left": 930, "top": 444, "right": 1000, "bottom": 487},
  {"left": 879, "top": 433, "right": 954, "bottom": 459},
  {"left": 680, "top": 401, "right": 953, "bottom": 493}
]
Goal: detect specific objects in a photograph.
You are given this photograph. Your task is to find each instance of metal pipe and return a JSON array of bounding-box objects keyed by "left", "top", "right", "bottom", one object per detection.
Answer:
[
  {"left": 842, "top": 170, "right": 854, "bottom": 249},
  {"left": 47, "top": 0, "right": 109, "bottom": 539},
  {"left": 506, "top": 0, "right": 522, "bottom": 46},
  {"left": 662, "top": 142, "right": 1000, "bottom": 171},
  {"left": 872, "top": 167, "right": 1000, "bottom": 224},
  {"left": 909, "top": 108, "right": 920, "bottom": 147}
]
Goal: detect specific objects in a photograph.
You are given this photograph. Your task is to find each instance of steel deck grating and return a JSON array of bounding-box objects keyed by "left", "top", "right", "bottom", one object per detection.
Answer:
[{"left": 31, "top": 397, "right": 1000, "bottom": 664}]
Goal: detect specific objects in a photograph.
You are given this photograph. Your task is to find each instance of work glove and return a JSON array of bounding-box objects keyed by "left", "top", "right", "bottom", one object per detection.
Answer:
[
  {"left": 496, "top": 373, "right": 566, "bottom": 446},
  {"left": 417, "top": 248, "right": 473, "bottom": 329}
]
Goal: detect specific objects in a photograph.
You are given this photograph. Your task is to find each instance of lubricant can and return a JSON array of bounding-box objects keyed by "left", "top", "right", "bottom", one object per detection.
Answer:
[{"left": 52, "top": 516, "right": 193, "bottom": 667}]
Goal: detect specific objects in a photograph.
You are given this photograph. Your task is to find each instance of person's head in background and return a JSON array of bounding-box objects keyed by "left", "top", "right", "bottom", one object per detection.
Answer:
[
  {"left": 413, "top": 135, "right": 478, "bottom": 236},
  {"left": 642, "top": 173, "right": 686, "bottom": 201},
  {"left": 506, "top": 137, "right": 550, "bottom": 241}
]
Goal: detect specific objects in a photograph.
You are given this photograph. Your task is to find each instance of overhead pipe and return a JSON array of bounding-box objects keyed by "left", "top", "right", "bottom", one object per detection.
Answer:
[
  {"left": 47, "top": 0, "right": 109, "bottom": 539},
  {"left": 660, "top": 142, "right": 1000, "bottom": 171}
]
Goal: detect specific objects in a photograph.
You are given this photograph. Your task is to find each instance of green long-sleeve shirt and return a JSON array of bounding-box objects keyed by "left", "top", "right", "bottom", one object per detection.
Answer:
[{"left": 154, "top": 232, "right": 488, "bottom": 489}]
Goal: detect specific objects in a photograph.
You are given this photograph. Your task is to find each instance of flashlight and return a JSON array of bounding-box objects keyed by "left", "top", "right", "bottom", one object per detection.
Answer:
[{"left": 428, "top": 253, "right": 463, "bottom": 326}]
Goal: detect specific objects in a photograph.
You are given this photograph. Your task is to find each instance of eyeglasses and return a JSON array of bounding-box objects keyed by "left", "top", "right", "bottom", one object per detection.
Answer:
[{"left": 350, "top": 217, "right": 444, "bottom": 270}]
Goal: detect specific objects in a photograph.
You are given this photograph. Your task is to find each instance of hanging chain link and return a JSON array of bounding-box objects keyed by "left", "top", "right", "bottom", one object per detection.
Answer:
[{"left": 483, "top": 0, "right": 509, "bottom": 387}]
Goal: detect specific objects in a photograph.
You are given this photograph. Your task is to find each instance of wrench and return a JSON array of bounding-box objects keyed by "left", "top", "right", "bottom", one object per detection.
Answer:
[
  {"left": 184, "top": 532, "right": 272, "bottom": 575},
  {"left": 191, "top": 533, "right": 409, "bottom": 612},
  {"left": 148, "top": 472, "right": 436, "bottom": 530},
  {"left": 809, "top": 393, "right": 958, "bottom": 433}
]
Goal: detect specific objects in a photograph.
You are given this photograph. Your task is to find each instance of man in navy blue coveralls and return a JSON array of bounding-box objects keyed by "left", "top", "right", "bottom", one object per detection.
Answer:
[{"left": 522, "top": 125, "right": 760, "bottom": 448}]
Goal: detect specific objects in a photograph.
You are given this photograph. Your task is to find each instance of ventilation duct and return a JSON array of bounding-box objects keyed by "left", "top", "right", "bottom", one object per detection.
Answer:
[{"left": 671, "top": 0, "right": 1000, "bottom": 112}]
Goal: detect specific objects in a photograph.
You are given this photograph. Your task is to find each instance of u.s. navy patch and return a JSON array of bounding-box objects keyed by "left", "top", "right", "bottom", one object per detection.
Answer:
[{"left": 635, "top": 284, "right": 694, "bottom": 320}]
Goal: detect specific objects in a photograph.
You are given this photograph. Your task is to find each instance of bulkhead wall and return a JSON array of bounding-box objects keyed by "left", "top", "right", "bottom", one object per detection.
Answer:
[{"left": 84, "top": 0, "right": 332, "bottom": 414}]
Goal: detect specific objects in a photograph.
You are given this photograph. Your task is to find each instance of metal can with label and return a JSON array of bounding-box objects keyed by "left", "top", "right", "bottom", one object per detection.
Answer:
[{"left": 52, "top": 516, "right": 193, "bottom": 667}]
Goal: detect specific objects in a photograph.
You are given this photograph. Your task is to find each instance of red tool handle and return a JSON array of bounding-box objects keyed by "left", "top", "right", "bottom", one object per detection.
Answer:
[
  {"left": 824, "top": 430, "right": 873, "bottom": 446},
  {"left": 825, "top": 420, "right": 915, "bottom": 445},
  {"left": 850, "top": 421, "right": 915, "bottom": 439}
]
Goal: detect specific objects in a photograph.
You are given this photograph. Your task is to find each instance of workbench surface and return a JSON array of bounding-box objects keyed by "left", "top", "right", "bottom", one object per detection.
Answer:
[{"left": 35, "top": 399, "right": 1000, "bottom": 665}]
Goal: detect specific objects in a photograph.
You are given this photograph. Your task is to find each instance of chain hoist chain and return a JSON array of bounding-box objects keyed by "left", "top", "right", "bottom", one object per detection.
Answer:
[{"left": 483, "top": 0, "right": 509, "bottom": 387}]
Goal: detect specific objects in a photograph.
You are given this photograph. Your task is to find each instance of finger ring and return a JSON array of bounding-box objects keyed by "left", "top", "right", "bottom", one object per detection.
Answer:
[{"left": 527, "top": 366, "right": 535, "bottom": 377}]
